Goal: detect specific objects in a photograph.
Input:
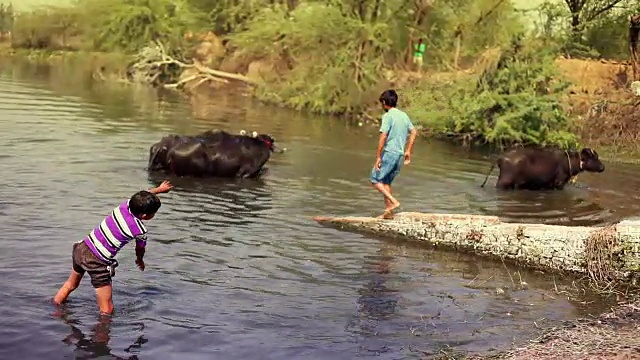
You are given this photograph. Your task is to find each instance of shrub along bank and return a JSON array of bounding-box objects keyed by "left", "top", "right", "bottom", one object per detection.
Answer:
[{"left": 1, "top": 0, "right": 638, "bottom": 153}]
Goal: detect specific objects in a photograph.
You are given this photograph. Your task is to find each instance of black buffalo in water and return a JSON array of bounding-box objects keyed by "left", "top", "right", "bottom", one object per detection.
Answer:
[
  {"left": 480, "top": 147, "right": 605, "bottom": 190},
  {"left": 148, "top": 129, "right": 280, "bottom": 179},
  {"left": 147, "top": 130, "right": 231, "bottom": 171}
]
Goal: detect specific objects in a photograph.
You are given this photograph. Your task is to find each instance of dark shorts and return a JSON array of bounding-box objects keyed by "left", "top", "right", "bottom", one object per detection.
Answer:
[
  {"left": 370, "top": 151, "right": 404, "bottom": 185},
  {"left": 72, "top": 241, "right": 117, "bottom": 289}
]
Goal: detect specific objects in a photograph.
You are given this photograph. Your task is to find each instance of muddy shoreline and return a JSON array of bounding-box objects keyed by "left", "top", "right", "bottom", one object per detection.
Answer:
[{"left": 467, "top": 301, "right": 640, "bottom": 360}]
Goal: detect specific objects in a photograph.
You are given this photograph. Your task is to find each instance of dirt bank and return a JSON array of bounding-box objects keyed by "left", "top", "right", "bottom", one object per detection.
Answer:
[
  {"left": 469, "top": 301, "right": 640, "bottom": 359},
  {"left": 555, "top": 58, "right": 640, "bottom": 157}
]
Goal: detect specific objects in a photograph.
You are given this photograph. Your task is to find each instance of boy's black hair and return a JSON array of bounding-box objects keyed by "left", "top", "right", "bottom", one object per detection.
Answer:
[
  {"left": 379, "top": 89, "right": 398, "bottom": 107},
  {"left": 129, "top": 191, "right": 161, "bottom": 217}
]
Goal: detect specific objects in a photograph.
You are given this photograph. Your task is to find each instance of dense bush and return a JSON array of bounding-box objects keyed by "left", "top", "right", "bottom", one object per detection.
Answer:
[
  {"left": 82, "top": 0, "right": 203, "bottom": 54},
  {"left": 10, "top": 0, "right": 203, "bottom": 53},
  {"left": 11, "top": 6, "right": 83, "bottom": 50},
  {"left": 228, "top": 3, "right": 392, "bottom": 114},
  {"left": 404, "top": 39, "right": 578, "bottom": 149}
]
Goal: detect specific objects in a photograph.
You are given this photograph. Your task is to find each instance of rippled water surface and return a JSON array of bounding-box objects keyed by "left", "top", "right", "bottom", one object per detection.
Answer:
[{"left": 1, "top": 60, "right": 639, "bottom": 360}]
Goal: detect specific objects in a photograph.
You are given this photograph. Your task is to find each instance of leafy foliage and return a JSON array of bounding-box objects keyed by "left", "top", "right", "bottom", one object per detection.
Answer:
[
  {"left": 10, "top": 0, "right": 203, "bottom": 53},
  {"left": 533, "top": 0, "right": 637, "bottom": 59},
  {"left": 0, "top": 3, "right": 13, "bottom": 34},
  {"left": 584, "top": 4, "right": 640, "bottom": 60},
  {"left": 5, "top": 0, "right": 630, "bottom": 147},
  {"left": 405, "top": 39, "right": 578, "bottom": 149},
  {"left": 10, "top": 5, "right": 83, "bottom": 49},
  {"left": 81, "top": 0, "right": 203, "bottom": 54},
  {"left": 189, "top": 0, "right": 272, "bottom": 34},
  {"left": 228, "top": 3, "right": 392, "bottom": 114}
]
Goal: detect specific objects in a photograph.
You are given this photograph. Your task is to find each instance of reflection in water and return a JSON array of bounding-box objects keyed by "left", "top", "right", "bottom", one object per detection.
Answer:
[
  {"left": 352, "top": 246, "right": 399, "bottom": 356},
  {"left": 490, "top": 188, "right": 612, "bottom": 226},
  {"left": 54, "top": 307, "right": 146, "bottom": 360},
  {"left": 357, "top": 249, "right": 398, "bottom": 322},
  {"left": 148, "top": 173, "right": 273, "bottom": 217},
  {"left": 0, "top": 59, "right": 637, "bottom": 359}
]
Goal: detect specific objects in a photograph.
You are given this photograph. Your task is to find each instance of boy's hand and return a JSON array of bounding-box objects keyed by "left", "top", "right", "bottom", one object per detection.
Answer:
[
  {"left": 153, "top": 180, "right": 173, "bottom": 194},
  {"left": 404, "top": 151, "right": 411, "bottom": 165},
  {"left": 135, "top": 258, "right": 145, "bottom": 271},
  {"left": 374, "top": 157, "right": 382, "bottom": 170}
]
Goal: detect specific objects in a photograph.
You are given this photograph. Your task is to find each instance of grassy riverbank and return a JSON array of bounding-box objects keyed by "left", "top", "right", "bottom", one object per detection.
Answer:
[
  {"left": 8, "top": 43, "right": 639, "bottom": 164},
  {"left": 1, "top": 0, "right": 638, "bottom": 157},
  {"left": 466, "top": 300, "right": 640, "bottom": 359}
]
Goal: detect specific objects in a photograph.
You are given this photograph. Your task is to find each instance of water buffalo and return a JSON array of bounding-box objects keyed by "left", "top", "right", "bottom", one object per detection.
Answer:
[
  {"left": 480, "top": 147, "right": 605, "bottom": 190},
  {"left": 148, "top": 130, "right": 257, "bottom": 171},
  {"left": 148, "top": 129, "right": 279, "bottom": 179},
  {"left": 148, "top": 134, "right": 193, "bottom": 171}
]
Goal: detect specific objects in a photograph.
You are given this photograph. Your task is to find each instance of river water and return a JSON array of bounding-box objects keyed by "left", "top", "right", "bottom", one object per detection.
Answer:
[{"left": 1, "top": 59, "right": 639, "bottom": 360}]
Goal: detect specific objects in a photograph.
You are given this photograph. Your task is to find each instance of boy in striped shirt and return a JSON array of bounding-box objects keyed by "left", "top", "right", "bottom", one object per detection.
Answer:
[{"left": 53, "top": 180, "right": 174, "bottom": 315}]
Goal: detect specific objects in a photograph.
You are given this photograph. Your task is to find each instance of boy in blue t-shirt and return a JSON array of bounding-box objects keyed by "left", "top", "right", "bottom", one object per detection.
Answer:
[{"left": 369, "top": 89, "right": 417, "bottom": 219}]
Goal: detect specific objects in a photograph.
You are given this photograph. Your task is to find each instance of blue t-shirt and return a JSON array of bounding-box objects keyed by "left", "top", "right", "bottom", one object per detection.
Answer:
[{"left": 379, "top": 108, "right": 415, "bottom": 155}]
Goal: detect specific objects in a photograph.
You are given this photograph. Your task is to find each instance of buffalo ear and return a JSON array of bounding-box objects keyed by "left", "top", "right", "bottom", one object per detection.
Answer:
[
  {"left": 252, "top": 131, "right": 258, "bottom": 138},
  {"left": 240, "top": 130, "right": 246, "bottom": 135}
]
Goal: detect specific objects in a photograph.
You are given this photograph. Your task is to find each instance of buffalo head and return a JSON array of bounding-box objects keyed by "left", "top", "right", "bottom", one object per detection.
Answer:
[
  {"left": 239, "top": 129, "right": 284, "bottom": 153},
  {"left": 580, "top": 148, "right": 604, "bottom": 173},
  {"left": 256, "top": 134, "right": 277, "bottom": 152}
]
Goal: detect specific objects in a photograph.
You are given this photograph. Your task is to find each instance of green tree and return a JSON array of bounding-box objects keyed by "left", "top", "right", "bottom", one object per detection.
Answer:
[
  {"left": 584, "top": 2, "right": 640, "bottom": 60},
  {"left": 229, "top": 2, "right": 394, "bottom": 114},
  {"left": 81, "top": 0, "right": 204, "bottom": 53},
  {"left": 405, "top": 38, "right": 578, "bottom": 149},
  {"left": 6, "top": 0, "right": 573, "bottom": 147}
]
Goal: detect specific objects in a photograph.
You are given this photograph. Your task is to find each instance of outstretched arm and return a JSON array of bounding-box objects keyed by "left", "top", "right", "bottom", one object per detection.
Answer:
[
  {"left": 134, "top": 180, "right": 173, "bottom": 271},
  {"left": 148, "top": 180, "right": 173, "bottom": 195}
]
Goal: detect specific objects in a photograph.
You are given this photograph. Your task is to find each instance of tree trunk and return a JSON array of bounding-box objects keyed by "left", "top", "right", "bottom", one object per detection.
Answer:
[
  {"left": 571, "top": 12, "right": 582, "bottom": 42},
  {"left": 453, "top": 31, "right": 462, "bottom": 69},
  {"left": 286, "top": 0, "right": 297, "bottom": 12},
  {"left": 629, "top": 15, "right": 640, "bottom": 81},
  {"left": 314, "top": 212, "right": 640, "bottom": 282},
  {"left": 371, "top": 0, "right": 381, "bottom": 22}
]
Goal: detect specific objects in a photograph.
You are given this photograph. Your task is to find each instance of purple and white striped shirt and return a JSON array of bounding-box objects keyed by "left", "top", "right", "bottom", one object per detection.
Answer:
[{"left": 83, "top": 200, "right": 148, "bottom": 262}]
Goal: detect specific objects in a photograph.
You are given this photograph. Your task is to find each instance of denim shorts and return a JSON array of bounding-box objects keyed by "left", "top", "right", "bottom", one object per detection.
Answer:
[{"left": 370, "top": 151, "right": 404, "bottom": 185}]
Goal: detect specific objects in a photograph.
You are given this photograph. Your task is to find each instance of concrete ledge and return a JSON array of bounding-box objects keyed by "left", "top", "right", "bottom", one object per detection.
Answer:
[{"left": 314, "top": 212, "right": 640, "bottom": 279}]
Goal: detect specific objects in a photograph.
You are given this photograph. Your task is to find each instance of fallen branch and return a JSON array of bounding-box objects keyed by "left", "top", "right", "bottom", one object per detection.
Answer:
[
  {"left": 128, "top": 41, "right": 257, "bottom": 89},
  {"left": 192, "top": 59, "right": 257, "bottom": 85}
]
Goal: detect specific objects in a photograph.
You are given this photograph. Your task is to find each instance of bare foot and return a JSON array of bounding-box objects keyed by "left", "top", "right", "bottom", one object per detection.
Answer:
[
  {"left": 385, "top": 201, "right": 400, "bottom": 213},
  {"left": 377, "top": 211, "right": 395, "bottom": 220}
]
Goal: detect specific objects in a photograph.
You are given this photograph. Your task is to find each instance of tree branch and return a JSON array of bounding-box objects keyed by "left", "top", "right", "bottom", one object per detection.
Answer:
[
  {"left": 585, "top": 0, "right": 625, "bottom": 22},
  {"left": 128, "top": 41, "right": 258, "bottom": 90}
]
